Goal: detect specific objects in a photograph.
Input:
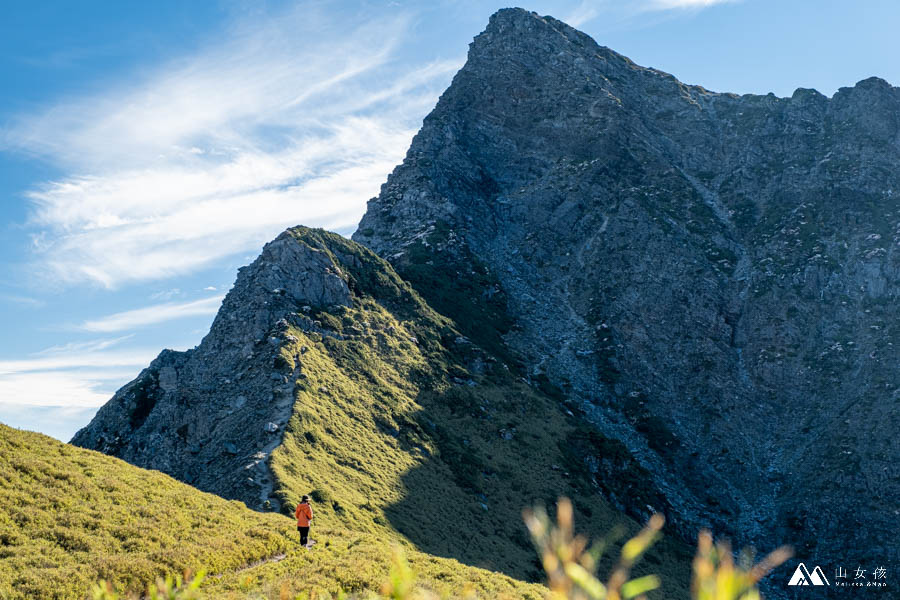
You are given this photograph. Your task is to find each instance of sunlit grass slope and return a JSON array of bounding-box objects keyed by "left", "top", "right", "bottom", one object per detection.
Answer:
[
  {"left": 203, "top": 534, "right": 545, "bottom": 600},
  {"left": 0, "top": 424, "right": 285, "bottom": 598},
  {"left": 0, "top": 425, "right": 543, "bottom": 599}
]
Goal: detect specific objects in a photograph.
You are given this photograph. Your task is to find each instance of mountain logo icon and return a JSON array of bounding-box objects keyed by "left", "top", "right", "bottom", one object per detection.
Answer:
[{"left": 788, "top": 563, "right": 830, "bottom": 586}]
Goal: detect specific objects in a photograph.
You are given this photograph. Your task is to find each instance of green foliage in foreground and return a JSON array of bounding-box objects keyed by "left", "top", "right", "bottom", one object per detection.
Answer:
[
  {"left": 0, "top": 425, "right": 542, "bottom": 600},
  {"left": 91, "top": 498, "right": 790, "bottom": 600},
  {"left": 524, "top": 499, "right": 790, "bottom": 600}
]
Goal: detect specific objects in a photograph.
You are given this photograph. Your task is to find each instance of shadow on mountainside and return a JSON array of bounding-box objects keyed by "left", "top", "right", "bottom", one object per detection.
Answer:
[{"left": 379, "top": 383, "right": 694, "bottom": 599}]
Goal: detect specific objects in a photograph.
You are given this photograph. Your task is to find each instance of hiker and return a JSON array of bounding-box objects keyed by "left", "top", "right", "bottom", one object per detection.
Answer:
[{"left": 296, "top": 495, "right": 313, "bottom": 547}]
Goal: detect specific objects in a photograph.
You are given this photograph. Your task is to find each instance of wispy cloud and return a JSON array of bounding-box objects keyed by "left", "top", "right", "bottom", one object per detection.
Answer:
[
  {"left": 643, "top": 0, "right": 736, "bottom": 10},
  {"left": 79, "top": 295, "right": 224, "bottom": 333},
  {"left": 0, "top": 404, "right": 100, "bottom": 442},
  {"left": 0, "top": 349, "right": 156, "bottom": 377},
  {"left": 35, "top": 335, "right": 135, "bottom": 355},
  {"left": 0, "top": 370, "right": 139, "bottom": 408},
  {"left": 563, "top": 0, "right": 736, "bottom": 25},
  {"left": 0, "top": 337, "right": 159, "bottom": 408},
  {"left": 563, "top": 2, "right": 603, "bottom": 27},
  {"left": 150, "top": 288, "right": 182, "bottom": 301},
  {"left": 4, "top": 4, "right": 460, "bottom": 289},
  {"left": 0, "top": 293, "right": 45, "bottom": 308}
]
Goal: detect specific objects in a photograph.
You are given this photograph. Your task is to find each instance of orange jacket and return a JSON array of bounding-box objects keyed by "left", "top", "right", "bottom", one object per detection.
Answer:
[{"left": 296, "top": 502, "right": 313, "bottom": 527}]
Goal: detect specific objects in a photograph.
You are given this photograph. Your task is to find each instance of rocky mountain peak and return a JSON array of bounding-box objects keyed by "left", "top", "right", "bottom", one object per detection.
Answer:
[
  {"left": 203, "top": 230, "right": 351, "bottom": 354},
  {"left": 477, "top": 7, "right": 599, "bottom": 55},
  {"left": 355, "top": 8, "right": 900, "bottom": 588},
  {"left": 850, "top": 75, "right": 894, "bottom": 91},
  {"left": 72, "top": 227, "right": 354, "bottom": 509},
  {"left": 73, "top": 221, "right": 698, "bottom": 587}
]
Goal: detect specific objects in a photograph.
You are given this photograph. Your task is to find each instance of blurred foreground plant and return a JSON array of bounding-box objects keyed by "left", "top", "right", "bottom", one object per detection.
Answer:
[
  {"left": 524, "top": 497, "right": 792, "bottom": 600},
  {"left": 379, "top": 548, "right": 478, "bottom": 600},
  {"left": 88, "top": 498, "right": 791, "bottom": 600},
  {"left": 381, "top": 548, "right": 419, "bottom": 600},
  {"left": 91, "top": 570, "right": 205, "bottom": 600},
  {"left": 691, "top": 531, "right": 791, "bottom": 600},
  {"left": 523, "top": 498, "right": 663, "bottom": 600}
]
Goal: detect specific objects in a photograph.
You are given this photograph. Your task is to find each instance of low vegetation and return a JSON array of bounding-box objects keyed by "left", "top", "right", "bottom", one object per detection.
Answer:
[
  {"left": 91, "top": 498, "right": 789, "bottom": 600},
  {"left": 0, "top": 425, "right": 541, "bottom": 600},
  {"left": 524, "top": 499, "right": 789, "bottom": 600}
]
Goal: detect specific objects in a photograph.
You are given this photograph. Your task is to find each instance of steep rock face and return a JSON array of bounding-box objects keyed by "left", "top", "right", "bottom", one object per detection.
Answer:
[
  {"left": 354, "top": 8, "right": 899, "bottom": 575},
  {"left": 72, "top": 231, "right": 353, "bottom": 508}
]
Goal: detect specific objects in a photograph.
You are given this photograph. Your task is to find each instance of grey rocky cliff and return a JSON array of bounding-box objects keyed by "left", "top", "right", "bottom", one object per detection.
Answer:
[
  {"left": 355, "top": 7, "right": 899, "bottom": 580},
  {"left": 72, "top": 231, "right": 351, "bottom": 510}
]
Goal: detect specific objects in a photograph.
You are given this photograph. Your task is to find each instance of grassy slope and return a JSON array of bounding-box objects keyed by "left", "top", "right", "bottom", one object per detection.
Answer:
[
  {"left": 0, "top": 425, "right": 542, "bottom": 600},
  {"left": 265, "top": 229, "right": 692, "bottom": 596}
]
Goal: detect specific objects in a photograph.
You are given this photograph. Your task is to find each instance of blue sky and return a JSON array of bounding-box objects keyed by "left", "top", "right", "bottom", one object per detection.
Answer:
[{"left": 1, "top": 0, "right": 899, "bottom": 442}]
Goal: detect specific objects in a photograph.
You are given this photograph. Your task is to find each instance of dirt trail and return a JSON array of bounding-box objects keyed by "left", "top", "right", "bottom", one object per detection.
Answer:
[{"left": 209, "top": 551, "right": 289, "bottom": 580}]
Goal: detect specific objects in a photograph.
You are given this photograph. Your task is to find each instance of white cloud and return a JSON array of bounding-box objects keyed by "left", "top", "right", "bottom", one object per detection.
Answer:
[
  {"left": 150, "top": 288, "right": 181, "bottom": 301},
  {"left": 0, "top": 404, "right": 100, "bottom": 442},
  {"left": 79, "top": 295, "right": 224, "bottom": 333},
  {"left": 562, "top": 0, "right": 736, "bottom": 24},
  {"left": 4, "top": 4, "right": 460, "bottom": 289},
  {"left": 0, "top": 293, "right": 45, "bottom": 308},
  {"left": 644, "top": 0, "right": 736, "bottom": 10},
  {"left": 36, "top": 335, "right": 135, "bottom": 355},
  {"left": 0, "top": 349, "right": 156, "bottom": 377},
  {"left": 562, "top": 0, "right": 741, "bottom": 27},
  {"left": 564, "top": 1, "right": 603, "bottom": 26},
  {"left": 0, "top": 370, "right": 136, "bottom": 408},
  {"left": 0, "top": 338, "right": 159, "bottom": 409}
]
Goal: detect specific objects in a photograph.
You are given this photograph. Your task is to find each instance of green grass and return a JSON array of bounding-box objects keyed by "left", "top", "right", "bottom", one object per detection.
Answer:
[
  {"left": 0, "top": 424, "right": 284, "bottom": 599},
  {"left": 0, "top": 425, "right": 543, "bottom": 600},
  {"left": 397, "top": 220, "right": 516, "bottom": 365},
  {"left": 203, "top": 535, "right": 544, "bottom": 600}
]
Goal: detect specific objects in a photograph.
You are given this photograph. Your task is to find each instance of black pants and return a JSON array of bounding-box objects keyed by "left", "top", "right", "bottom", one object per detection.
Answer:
[{"left": 298, "top": 526, "right": 310, "bottom": 545}]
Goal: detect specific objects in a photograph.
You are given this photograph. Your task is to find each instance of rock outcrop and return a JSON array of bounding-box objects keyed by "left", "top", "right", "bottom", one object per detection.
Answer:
[
  {"left": 72, "top": 231, "right": 353, "bottom": 509},
  {"left": 354, "top": 7, "right": 899, "bottom": 580}
]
